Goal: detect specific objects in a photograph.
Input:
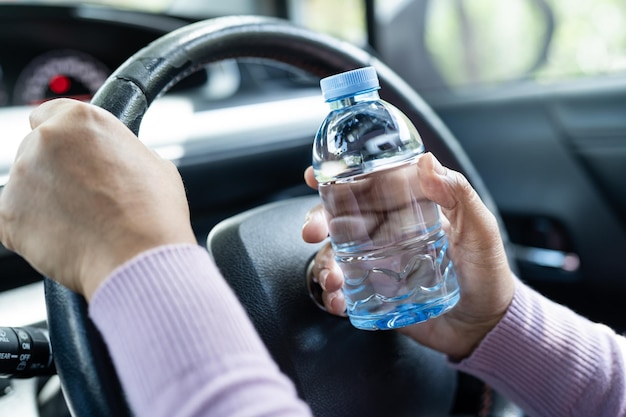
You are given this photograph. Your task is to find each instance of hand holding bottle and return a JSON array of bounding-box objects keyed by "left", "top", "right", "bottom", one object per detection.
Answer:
[
  {"left": 313, "top": 67, "right": 461, "bottom": 330},
  {"left": 303, "top": 152, "right": 516, "bottom": 359}
]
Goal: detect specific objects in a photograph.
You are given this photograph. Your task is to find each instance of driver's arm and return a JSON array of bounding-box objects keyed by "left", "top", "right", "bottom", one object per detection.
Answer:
[
  {"left": 451, "top": 278, "right": 626, "bottom": 417},
  {"left": 90, "top": 244, "right": 312, "bottom": 417},
  {"left": 0, "top": 98, "right": 312, "bottom": 417},
  {"left": 303, "top": 153, "right": 626, "bottom": 417}
]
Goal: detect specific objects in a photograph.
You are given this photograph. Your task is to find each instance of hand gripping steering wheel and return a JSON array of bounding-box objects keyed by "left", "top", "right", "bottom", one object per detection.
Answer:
[{"left": 44, "top": 15, "right": 521, "bottom": 417}]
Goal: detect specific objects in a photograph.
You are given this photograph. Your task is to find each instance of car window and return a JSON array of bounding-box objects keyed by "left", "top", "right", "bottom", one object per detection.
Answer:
[
  {"left": 287, "top": 0, "right": 368, "bottom": 46},
  {"left": 423, "top": 0, "right": 626, "bottom": 90}
]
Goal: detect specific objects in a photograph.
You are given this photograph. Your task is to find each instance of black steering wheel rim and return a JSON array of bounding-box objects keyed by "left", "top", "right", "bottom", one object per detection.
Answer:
[{"left": 44, "top": 15, "right": 513, "bottom": 417}]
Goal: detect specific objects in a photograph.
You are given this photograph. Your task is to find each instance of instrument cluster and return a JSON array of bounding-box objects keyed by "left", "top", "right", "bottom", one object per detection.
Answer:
[{"left": 2, "top": 49, "right": 110, "bottom": 106}]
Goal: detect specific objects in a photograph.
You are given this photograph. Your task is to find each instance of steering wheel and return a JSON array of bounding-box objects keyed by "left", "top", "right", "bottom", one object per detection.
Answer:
[{"left": 44, "top": 15, "right": 520, "bottom": 417}]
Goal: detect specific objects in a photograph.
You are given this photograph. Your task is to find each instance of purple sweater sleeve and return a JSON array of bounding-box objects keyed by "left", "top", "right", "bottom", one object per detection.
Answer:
[
  {"left": 89, "top": 244, "right": 312, "bottom": 417},
  {"left": 89, "top": 244, "right": 626, "bottom": 417},
  {"left": 452, "top": 280, "right": 626, "bottom": 417}
]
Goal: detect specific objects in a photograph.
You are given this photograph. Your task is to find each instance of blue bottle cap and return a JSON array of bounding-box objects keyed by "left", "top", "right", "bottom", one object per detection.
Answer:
[{"left": 320, "top": 66, "right": 380, "bottom": 102}]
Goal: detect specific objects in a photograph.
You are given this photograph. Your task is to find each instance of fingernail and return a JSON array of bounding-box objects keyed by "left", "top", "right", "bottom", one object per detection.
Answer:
[
  {"left": 318, "top": 269, "right": 329, "bottom": 291},
  {"left": 327, "top": 291, "right": 338, "bottom": 310},
  {"left": 303, "top": 210, "right": 323, "bottom": 227},
  {"left": 303, "top": 210, "right": 319, "bottom": 230},
  {"left": 430, "top": 154, "right": 447, "bottom": 176},
  {"left": 329, "top": 293, "right": 347, "bottom": 316}
]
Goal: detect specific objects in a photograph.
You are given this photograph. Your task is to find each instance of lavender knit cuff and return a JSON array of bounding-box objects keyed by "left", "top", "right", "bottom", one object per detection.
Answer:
[{"left": 451, "top": 280, "right": 625, "bottom": 416}]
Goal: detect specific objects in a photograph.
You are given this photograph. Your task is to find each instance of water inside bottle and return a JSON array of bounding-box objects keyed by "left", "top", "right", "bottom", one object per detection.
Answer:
[{"left": 318, "top": 160, "right": 460, "bottom": 330}]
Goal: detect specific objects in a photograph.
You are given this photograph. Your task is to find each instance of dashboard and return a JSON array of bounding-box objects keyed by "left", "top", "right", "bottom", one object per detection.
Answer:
[
  {"left": 3, "top": 49, "right": 108, "bottom": 106},
  {"left": 0, "top": 5, "right": 184, "bottom": 106}
]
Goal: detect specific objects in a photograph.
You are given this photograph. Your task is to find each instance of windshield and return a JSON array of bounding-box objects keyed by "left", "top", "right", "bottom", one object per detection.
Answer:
[
  {"left": 12, "top": 0, "right": 367, "bottom": 43},
  {"left": 12, "top": 0, "right": 281, "bottom": 15}
]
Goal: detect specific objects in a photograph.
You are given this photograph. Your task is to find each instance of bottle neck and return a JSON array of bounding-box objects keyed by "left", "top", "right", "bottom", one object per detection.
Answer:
[{"left": 327, "top": 90, "right": 380, "bottom": 110}]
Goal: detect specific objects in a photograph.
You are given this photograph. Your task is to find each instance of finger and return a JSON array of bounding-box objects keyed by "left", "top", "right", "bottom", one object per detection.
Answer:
[
  {"left": 28, "top": 98, "right": 75, "bottom": 129},
  {"left": 322, "top": 289, "right": 346, "bottom": 316},
  {"left": 302, "top": 204, "right": 328, "bottom": 243},
  {"left": 304, "top": 166, "right": 318, "bottom": 190},
  {"left": 311, "top": 243, "right": 344, "bottom": 291},
  {"left": 418, "top": 152, "right": 496, "bottom": 232},
  {"left": 315, "top": 256, "right": 343, "bottom": 293},
  {"left": 322, "top": 263, "right": 344, "bottom": 292},
  {"left": 418, "top": 152, "right": 508, "bottom": 278},
  {"left": 310, "top": 243, "right": 335, "bottom": 284},
  {"left": 0, "top": 157, "right": 28, "bottom": 253}
]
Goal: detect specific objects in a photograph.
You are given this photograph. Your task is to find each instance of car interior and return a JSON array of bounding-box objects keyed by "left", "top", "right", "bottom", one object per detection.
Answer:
[{"left": 0, "top": 1, "right": 625, "bottom": 416}]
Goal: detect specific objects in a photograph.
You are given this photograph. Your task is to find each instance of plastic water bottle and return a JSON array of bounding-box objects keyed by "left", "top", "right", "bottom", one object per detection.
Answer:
[{"left": 313, "top": 67, "right": 460, "bottom": 330}]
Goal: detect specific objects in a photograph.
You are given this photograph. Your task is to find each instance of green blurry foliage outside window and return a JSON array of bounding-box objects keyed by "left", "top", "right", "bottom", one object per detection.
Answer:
[{"left": 425, "top": 0, "right": 626, "bottom": 88}]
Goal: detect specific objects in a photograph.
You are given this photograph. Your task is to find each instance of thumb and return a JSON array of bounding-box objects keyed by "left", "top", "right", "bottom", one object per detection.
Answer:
[
  {"left": 417, "top": 152, "right": 502, "bottom": 251},
  {"left": 417, "top": 152, "right": 481, "bottom": 214}
]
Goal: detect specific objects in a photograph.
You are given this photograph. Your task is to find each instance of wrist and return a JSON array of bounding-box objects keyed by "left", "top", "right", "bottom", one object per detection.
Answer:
[
  {"left": 80, "top": 232, "right": 197, "bottom": 302},
  {"left": 449, "top": 273, "right": 517, "bottom": 361}
]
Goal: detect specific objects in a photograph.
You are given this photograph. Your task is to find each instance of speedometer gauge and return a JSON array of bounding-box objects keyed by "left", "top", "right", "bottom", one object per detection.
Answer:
[{"left": 13, "top": 50, "right": 110, "bottom": 105}]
